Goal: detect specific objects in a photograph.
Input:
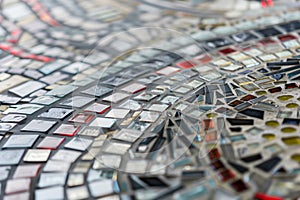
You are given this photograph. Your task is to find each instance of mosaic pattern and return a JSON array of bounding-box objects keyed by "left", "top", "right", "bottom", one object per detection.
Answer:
[
  {"left": 0, "top": 0, "right": 300, "bottom": 199},
  {"left": 137, "top": 0, "right": 274, "bottom": 18}
]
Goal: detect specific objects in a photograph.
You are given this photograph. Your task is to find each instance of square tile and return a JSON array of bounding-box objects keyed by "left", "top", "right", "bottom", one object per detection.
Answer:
[
  {"left": 5, "top": 178, "right": 31, "bottom": 194},
  {"left": 23, "top": 149, "right": 51, "bottom": 162},
  {"left": 139, "top": 111, "right": 160, "bottom": 123},
  {"left": 67, "top": 186, "right": 89, "bottom": 200},
  {"left": 0, "top": 123, "right": 17, "bottom": 132},
  {"left": 0, "top": 150, "right": 25, "bottom": 166},
  {"left": 38, "top": 173, "right": 67, "bottom": 188},
  {"left": 156, "top": 66, "right": 180, "bottom": 75},
  {"left": 89, "top": 180, "right": 114, "bottom": 198},
  {"left": 60, "top": 96, "right": 94, "bottom": 108},
  {"left": 118, "top": 100, "right": 142, "bottom": 111},
  {"left": 82, "top": 86, "right": 112, "bottom": 97},
  {"left": 69, "top": 113, "right": 94, "bottom": 124},
  {"left": 3, "top": 192, "right": 29, "bottom": 200},
  {"left": 43, "top": 160, "right": 71, "bottom": 172},
  {"left": 13, "top": 164, "right": 41, "bottom": 178},
  {"left": 84, "top": 103, "right": 110, "bottom": 114},
  {"left": 3, "top": 134, "right": 39, "bottom": 148},
  {"left": 0, "top": 114, "right": 26, "bottom": 122},
  {"left": 21, "top": 120, "right": 56, "bottom": 132},
  {"left": 37, "top": 137, "right": 65, "bottom": 149},
  {"left": 53, "top": 124, "right": 81, "bottom": 137},
  {"left": 52, "top": 150, "right": 81, "bottom": 163},
  {"left": 112, "top": 129, "right": 143, "bottom": 143},
  {"left": 148, "top": 104, "right": 169, "bottom": 112},
  {"left": 38, "top": 108, "right": 73, "bottom": 119},
  {"left": 121, "top": 83, "right": 146, "bottom": 94},
  {"left": 105, "top": 108, "right": 130, "bottom": 119},
  {"left": 103, "top": 92, "right": 130, "bottom": 103},
  {"left": 64, "top": 137, "right": 93, "bottom": 151},
  {"left": 89, "top": 118, "right": 116, "bottom": 128},
  {"left": 103, "top": 142, "right": 131, "bottom": 155},
  {"left": 35, "top": 186, "right": 64, "bottom": 200},
  {"left": 134, "top": 92, "right": 157, "bottom": 101}
]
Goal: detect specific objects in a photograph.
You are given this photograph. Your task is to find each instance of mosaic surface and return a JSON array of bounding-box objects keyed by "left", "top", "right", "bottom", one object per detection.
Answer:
[{"left": 0, "top": 0, "right": 300, "bottom": 199}]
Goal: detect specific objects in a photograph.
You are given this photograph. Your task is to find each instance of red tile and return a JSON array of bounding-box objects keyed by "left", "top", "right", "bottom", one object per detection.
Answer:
[
  {"left": 278, "top": 34, "right": 297, "bottom": 42},
  {"left": 203, "top": 119, "right": 214, "bottom": 130},
  {"left": 211, "top": 160, "right": 225, "bottom": 170},
  {"left": 268, "top": 87, "right": 282, "bottom": 93},
  {"left": 219, "top": 169, "right": 235, "bottom": 181},
  {"left": 219, "top": 47, "right": 236, "bottom": 55},
  {"left": 176, "top": 60, "right": 197, "bottom": 69},
  {"left": 9, "top": 49, "right": 23, "bottom": 56},
  {"left": 231, "top": 179, "right": 248, "bottom": 192},
  {"left": 34, "top": 55, "right": 54, "bottom": 63},
  {"left": 194, "top": 54, "right": 212, "bottom": 63},
  {"left": 254, "top": 192, "right": 283, "bottom": 200},
  {"left": 208, "top": 148, "right": 221, "bottom": 160},
  {"left": 259, "top": 38, "right": 276, "bottom": 46},
  {"left": 285, "top": 83, "right": 298, "bottom": 89},
  {"left": 229, "top": 100, "right": 243, "bottom": 107},
  {"left": 205, "top": 130, "right": 217, "bottom": 142},
  {"left": 261, "top": 0, "right": 273, "bottom": 7},
  {"left": 0, "top": 44, "right": 12, "bottom": 51},
  {"left": 241, "top": 94, "right": 257, "bottom": 101}
]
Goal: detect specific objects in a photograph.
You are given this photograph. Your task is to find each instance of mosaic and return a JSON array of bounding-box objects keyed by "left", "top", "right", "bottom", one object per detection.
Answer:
[{"left": 0, "top": 0, "right": 300, "bottom": 199}]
